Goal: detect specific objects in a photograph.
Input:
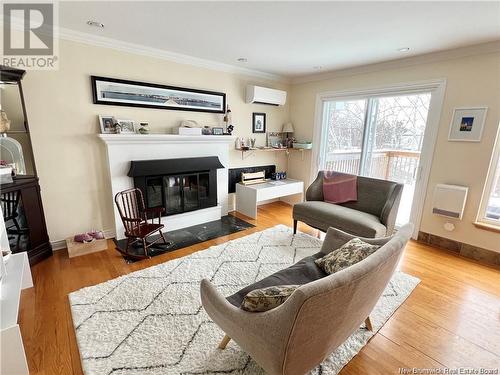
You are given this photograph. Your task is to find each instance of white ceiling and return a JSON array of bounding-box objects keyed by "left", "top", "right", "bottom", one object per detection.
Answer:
[{"left": 59, "top": 1, "right": 500, "bottom": 78}]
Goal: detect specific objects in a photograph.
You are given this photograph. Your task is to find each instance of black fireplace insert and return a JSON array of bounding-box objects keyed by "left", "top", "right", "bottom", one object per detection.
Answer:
[{"left": 128, "top": 157, "right": 224, "bottom": 216}]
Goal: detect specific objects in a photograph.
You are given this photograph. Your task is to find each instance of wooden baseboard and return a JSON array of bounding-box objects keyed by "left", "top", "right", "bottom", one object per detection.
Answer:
[{"left": 417, "top": 231, "right": 499, "bottom": 267}]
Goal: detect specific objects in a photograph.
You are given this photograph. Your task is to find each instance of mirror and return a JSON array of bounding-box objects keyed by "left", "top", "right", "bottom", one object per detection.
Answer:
[
  {"left": 0, "top": 82, "right": 36, "bottom": 176},
  {"left": 1, "top": 83, "right": 25, "bottom": 132}
]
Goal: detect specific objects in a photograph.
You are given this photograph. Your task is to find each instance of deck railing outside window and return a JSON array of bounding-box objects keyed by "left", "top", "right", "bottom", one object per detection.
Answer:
[{"left": 325, "top": 149, "right": 420, "bottom": 185}]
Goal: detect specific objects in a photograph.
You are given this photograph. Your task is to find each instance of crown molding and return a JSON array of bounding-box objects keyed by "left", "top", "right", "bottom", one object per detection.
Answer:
[
  {"left": 291, "top": 40, "right": 500, "bottom": 85},
  {"left": 3, "top": 16, "right": 288, "bottom": 83},
  {"left": 58, "top": 26, "right": 289, "bottom": 83}
]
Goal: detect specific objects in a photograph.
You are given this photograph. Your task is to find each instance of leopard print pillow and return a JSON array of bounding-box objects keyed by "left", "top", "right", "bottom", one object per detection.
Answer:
[
  {"left": 315, "top": 238, "right": 380, "bottom": 275},
  {"left": 241, "top": 285, "right": 299, "bottom": 312}
]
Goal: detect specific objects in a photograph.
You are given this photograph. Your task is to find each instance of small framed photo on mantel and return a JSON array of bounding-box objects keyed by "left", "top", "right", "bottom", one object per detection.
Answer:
[
  {"left": 252, "top": 112, "right": 266, "bottom": 133},
  {"left": 99, "top": 115, "right": 116, "bottom": 134},
  {"left": 116, "top": 119, "right": 136, "bottom": 134},
  {"left": 448, "top": 107, "right": 488, "bottom": 142},
  {"left": 212, "top": 127, "right": 224, "bottom": 135}
]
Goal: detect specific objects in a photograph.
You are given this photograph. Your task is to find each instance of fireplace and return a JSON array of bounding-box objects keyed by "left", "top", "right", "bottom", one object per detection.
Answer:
[
  {"left": 99, "top": 133, "right": 234, "bottom": 240},
  {"left": 128, "top": 156, "right": 224, "bottom": 216}
]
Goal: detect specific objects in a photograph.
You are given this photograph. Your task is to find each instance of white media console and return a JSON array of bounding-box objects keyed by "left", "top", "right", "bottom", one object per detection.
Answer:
[{"left": 235, "top": 179, "right": 304, "bottom": 219}]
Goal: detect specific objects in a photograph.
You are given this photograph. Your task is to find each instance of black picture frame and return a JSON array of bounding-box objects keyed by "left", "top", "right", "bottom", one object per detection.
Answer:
[
  {"left": 252, "top": 112, "right": 266, "bottom": 133},
  {"left": 91, "top": 76, "right": 226, "bottom": 114},
  {"left": 212, "top": 127, "right": 224, "bottom": 135}
]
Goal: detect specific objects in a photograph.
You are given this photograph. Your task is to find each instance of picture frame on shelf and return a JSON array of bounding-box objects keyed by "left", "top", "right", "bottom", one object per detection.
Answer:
[
  {"left": 116, "top": 119, "right": 136, "bottom": 134},
  {"left": 252, "top": 112, "right": 266, "bottom": 133},
  {"left": 448, "top": 107, "right": 488, "bottom": 142},
  {"left": 91, "top": 76, "right": 226, "bottom": 114},
  {"left": 98, "top": 115, "right": 116, "bottom": 134},
  {"left": 267, "top": 132, "right": 284, "bottom": 148},
  {"left": 212, "top": 127, "right": 224, "bottom": 135}
]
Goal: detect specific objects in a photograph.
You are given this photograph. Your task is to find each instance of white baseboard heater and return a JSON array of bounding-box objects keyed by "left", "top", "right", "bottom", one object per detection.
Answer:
[{"left": 432, "top": 184, "right": 468, "bottom": 219}]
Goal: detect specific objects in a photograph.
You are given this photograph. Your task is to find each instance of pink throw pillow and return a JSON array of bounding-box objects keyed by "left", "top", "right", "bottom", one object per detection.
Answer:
[{"left": 322, "top": 171, "right": 358, "bottom": 204}]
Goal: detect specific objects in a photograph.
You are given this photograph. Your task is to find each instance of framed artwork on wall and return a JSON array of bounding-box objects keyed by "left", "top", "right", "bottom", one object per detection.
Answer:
[
  {"left": 252, "top": 112, "right": 266, "bottom": 133},
  {"left": 91, "top": 76, "right": 226, "bottom": 114},
  {"left": 266, "top": 132, "right": 284, "bottom": 148},
  {"left": 448, "top": 107, "right": 488, "bottom": 142}
]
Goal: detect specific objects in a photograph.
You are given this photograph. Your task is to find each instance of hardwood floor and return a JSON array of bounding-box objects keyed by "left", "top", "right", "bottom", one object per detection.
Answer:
[{"left": 18, "top": 202, "right": 500, "bottom": 374}]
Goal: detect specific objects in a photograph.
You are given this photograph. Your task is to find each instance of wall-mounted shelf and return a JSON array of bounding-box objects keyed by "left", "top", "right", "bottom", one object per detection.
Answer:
[{"left": 235, "top": 147, "right": 310, "bottom": 160}]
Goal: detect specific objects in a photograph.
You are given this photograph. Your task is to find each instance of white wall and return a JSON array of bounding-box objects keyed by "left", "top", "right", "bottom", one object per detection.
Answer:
[
  {"left": 289, "top": 51, "right": 500, "bottom": 253},
  {"left": 21, "top": 38, "right": 290, "bottom": 242}
]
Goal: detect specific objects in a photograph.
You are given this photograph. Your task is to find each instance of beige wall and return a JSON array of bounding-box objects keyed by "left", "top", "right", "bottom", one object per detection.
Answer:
[
  {"left": 22, "top": 38, "right": 290, "bottom": 242},
  {"left": 16, "top": 35, "right": 500, "bottom": 252},
  {"left": 289, "top": 51, "right": 500, "bottom": 253}
]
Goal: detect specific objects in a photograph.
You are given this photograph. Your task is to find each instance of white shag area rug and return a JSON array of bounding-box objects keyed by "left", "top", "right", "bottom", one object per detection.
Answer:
[{"left": 69, "top": 225, "right": 420, "bottom": 375}]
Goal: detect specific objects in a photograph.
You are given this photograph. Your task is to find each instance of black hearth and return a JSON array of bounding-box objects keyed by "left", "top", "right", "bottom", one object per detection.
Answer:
[{"left": 128, "top": 156, "right": 224, "bottom": 216}]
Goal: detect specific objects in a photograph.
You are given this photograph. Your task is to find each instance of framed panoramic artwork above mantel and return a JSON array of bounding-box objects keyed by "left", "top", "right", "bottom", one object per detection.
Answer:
[{"left": 91, "top": 76, "right": 226, "bottom": 113}]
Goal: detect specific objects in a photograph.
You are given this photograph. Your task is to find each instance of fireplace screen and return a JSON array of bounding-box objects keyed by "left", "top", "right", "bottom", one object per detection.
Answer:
[
  {"left": 165, "top": 176, "right": 182, "bottom": 214},
  {"left": 146, "top": 177, "right": 163, "bottom": 207},
  {"left": 145, "top": 172, "right": 215, "bottom": 216},
  {"left": 129, "top": 156, "right": 222, "bottom": 217}
]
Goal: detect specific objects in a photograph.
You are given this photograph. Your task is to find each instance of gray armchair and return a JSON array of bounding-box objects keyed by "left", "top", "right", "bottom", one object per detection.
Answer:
[
  {"left": 293, "top": 171, "right": 403, "bottom": 237},
  {"left": 200, "top": 224, "right": 414, "bottom": 375}
]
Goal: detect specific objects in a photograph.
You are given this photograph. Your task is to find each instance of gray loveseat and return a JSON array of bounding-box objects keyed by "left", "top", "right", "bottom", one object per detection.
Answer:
[
  {"left": 201, "top": 223, "right": 414, "bottom": 375},
  {"left": 293, "top": 171, "right": 403, "bottom": 237}
]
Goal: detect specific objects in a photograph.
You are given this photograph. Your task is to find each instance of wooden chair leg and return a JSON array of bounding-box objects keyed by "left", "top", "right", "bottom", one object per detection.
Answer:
[
  {"left": 125, "top": 238, "right": 131, "bottom": 254},
  {"left": 218, "top": 334, "right": 231, "bottom": 349},
  {"left": 13, "top": 218, "right": 22, "bottom": 232},
  {"left": 365, "top": 316, "right": 373, "bottom": 332},
  {"left": 142, "top": 238, "right": 149, "bottom": 257},
  {"left": 159, "top": 230, "right": 169, "bottom": 245}
]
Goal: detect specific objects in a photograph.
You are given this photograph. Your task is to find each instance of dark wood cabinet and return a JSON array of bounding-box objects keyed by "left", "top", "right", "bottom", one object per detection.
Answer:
[
  {"left": 1, "top": 176, "right": 52, "bottom": 265},
  {"left": 1, "top": 65, "right": 52, "bottom": 265}
]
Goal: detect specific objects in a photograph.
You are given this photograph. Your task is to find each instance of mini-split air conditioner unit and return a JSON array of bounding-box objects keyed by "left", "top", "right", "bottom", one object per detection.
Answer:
[
  {"left": 246, "top": 85, "right": 287, "bottom": 106},
  {"left": 432, "top": 184, "right": 468, "bottom": 220}
]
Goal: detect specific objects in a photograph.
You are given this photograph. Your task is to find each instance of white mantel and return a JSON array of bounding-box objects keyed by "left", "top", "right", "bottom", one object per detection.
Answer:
[
  {"left": 99, "top": 134, "right": 235, "bottom": 240},
  {"left": 99, "top": 133, "right": 236, "bottom": 145}
]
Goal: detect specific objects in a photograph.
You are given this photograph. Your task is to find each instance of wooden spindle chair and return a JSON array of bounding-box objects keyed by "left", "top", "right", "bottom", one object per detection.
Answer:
[
  {"left": 114, "top": 188, "right": 169, "bottom": 259},
  {"left": 1, "top": 191, "right": 22, "bottom": 232}
]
